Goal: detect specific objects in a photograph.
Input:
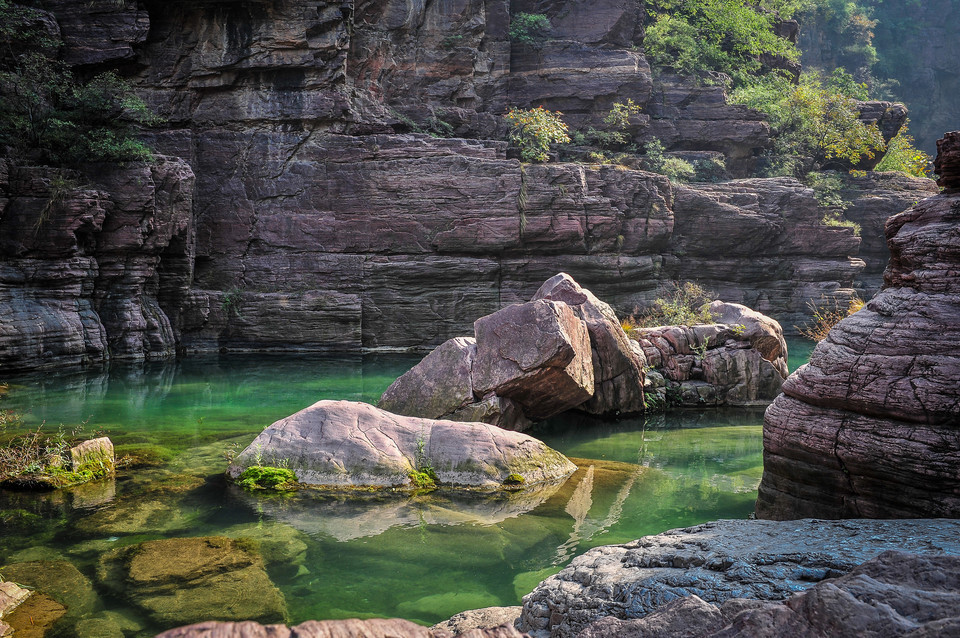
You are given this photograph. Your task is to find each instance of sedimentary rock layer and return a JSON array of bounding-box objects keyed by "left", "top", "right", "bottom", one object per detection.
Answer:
[{"left": 757, "top": 143, "right": 960, "bottom": 519}]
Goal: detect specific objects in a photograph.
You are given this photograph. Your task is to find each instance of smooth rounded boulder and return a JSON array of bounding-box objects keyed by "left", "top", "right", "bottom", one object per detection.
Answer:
[{"left": 227, "top": 400, "right": 576, "bottom": 489}]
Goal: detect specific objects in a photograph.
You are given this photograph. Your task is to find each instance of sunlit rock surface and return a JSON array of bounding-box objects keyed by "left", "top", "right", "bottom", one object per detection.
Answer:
[
  {"left": 227, "top": 400, "right": 576, "bottom": 489},
  {"left": 757, "top": 132, "right": 960, "bottom": 520},
  {"left": 517, "top": 518, "right": 960, "bottom": 638}
]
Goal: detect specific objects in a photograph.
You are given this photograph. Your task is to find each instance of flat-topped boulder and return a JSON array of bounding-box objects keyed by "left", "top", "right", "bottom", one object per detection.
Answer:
[{"left": 227, "top": 400, "right": 576, "bottom": 490}]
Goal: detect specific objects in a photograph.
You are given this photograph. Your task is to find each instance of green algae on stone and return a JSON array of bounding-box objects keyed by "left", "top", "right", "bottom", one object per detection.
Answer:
[
  {"left": 96, "top": 536, "right": 287, "bottom": 626},
  {"left": 236, "top": 466, "right": 299, "bottom": 491}
]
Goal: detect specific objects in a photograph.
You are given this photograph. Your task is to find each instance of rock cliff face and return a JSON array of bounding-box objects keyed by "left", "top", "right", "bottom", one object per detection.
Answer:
[
  {"left": 756, "top": 132, "right": 960, "bottom": 520},
  {"left": 0, "top": 157, "right": 194, "bottom": 371},
  {"left": 0, "top": 0, "right": 938, "bottom": 371}
]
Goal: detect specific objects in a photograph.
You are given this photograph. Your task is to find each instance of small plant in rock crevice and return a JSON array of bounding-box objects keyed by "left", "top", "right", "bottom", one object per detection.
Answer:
[
  {"left": 796, "top": 293, "right": 864, "bottom": 342},
  {"left": 505, "top": 106, "right": 571, "bottom": 163},
  {"left": 409, "top": 426, "right": 438, "bottom": 491}
]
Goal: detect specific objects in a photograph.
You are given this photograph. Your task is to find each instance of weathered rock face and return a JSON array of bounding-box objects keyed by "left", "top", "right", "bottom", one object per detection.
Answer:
[
  {"left": 936, "top": 130, "right": 960, "bottom": 190},
  {"left": 379, "top": 274, "right": 644, "bottom": 428},
  {"left": 0, "top": 157, "right": 194, "bottom": 372},
  {"left": 96, "top": 536, "right": 287, "bottom": 627},
  {"left": 757, "top": 147, "right": 960, "bottom": 519},
  {"left": 577, "top": 551, "right": 960, "bottom": 638},
  {"left": 532, "top": 274, "right": 645, "bottom": 416},
  {"left": 636, "top": 302, "right": 789, "bottom": 408},
  {"left": 0, "top": 0, "right": 938, "bottom": 373},
  {"left": 516, "top": 518, "right": 960, "bottom": 638},
  {"left": 227, "top": 400, "right": 576, "bottom": 489},
  {"left": 156, "top": 618, "right": 529, "bottom": 638}
]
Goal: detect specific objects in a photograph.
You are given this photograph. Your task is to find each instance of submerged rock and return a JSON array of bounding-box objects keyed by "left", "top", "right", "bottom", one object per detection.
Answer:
[
  {"left": 157, "top": 618, "right": 528, "bottom": 637},
  {"left": 757, "top": 133, "right": 960, "bottom": 520},
  {"left": 0, "top": 560, "right": 98, "bottom": 622},
  {"left": 517, "top": 518, "right": 960, "bottom": 638},
  {"left": 577, "top": 551, "right": 960, "bottom": 638},
  {"left": 227, "top": 400, "right": 576, "bottom": 490},
  {"left": 0, "top": 580, "right": 31, "bottom": 636},
  {"left": 96, "top": 536, "right": 286, "bottom": 627}
]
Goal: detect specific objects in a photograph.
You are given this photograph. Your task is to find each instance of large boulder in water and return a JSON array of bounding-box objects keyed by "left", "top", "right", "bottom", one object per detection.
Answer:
[
  {"left": 227, "top": 400, "right": 576, "bottom": 489},
  {"left": 378, "top": 336, "right": 478, "bottom": 420},
  {"left": 757, "top": 133, "right": 960, "bottom": 519},
  {"left": 472, "top": 299, "right": 594, "bottom": 420},
  {"left": 532, "top": 273, "right": 646, "bottom": 416}
]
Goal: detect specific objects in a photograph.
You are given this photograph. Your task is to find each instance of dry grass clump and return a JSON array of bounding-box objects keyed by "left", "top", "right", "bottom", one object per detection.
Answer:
[{"left": 797, "top": 294, "right": 864, "bottom": 342}]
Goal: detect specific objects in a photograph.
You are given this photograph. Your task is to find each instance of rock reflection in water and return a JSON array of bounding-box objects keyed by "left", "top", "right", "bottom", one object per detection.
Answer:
[{"left": 228, "top": 480, "right": 568, "bottom": 542}]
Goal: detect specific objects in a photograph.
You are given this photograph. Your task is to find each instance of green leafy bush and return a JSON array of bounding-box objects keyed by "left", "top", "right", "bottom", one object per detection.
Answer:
[
  {"left": 732, "top": 72, "right": 885, "bottom": 174},
  {"left": 875, "top": 119, "right": 931, "bottom": 177},
  {"left": 0, "top": 1, "right": 157, "bottom": 166},
  {"left": 504, "top": 106, "right": 571, "bottom": 163},
  {"left": 643, "top": 0, "right": 804, "bottom": 87},
  {"left": 509, "top": 13, "right": 552, "bottom": 47},
  {"left": 644, "top": 138, "right": 695, "bottom": 182}
]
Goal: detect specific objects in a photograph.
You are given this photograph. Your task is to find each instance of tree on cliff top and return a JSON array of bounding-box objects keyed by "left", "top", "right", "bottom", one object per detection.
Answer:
[
  {"left": 0, "top": 0, "right": 157, "bottom": 166},
  {"left": 643, "top": 0, "right": 812, "bottom": 87}
]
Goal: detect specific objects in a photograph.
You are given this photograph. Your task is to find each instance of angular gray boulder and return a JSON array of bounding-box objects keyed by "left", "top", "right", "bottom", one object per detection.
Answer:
[
  {"left": 378, "top": 337, "right": 478, "bottom": 420},
  {"left": 577, "top": 551, "right": 960, "bottom": 638},
  {"left": 227, "top": 400, "right": 576, "bottom": 489},
  {"left": 532, "top": 273, "right": 646, "bottom": 416},
  {"left": 472, "top": 299, "right": 594, "bottom": 420}
]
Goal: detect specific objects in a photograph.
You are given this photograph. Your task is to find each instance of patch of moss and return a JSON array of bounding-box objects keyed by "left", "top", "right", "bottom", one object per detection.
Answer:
[
  {"left": 408, "top": 467, "right": 438, "bottom": 491},
  {"left": 503, "top": 473, "right": 525, "bottom": 486},
  {"left": 236, "top": 466, "right": 299, "bottom": 491}
]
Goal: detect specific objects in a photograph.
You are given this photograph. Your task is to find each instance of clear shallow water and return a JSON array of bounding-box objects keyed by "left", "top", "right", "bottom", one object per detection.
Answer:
[{"left": 0, "top": 354, "right": 765, "bottom": 636}]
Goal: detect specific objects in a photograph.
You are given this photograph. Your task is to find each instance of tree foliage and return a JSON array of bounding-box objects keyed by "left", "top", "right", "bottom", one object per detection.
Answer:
[
  {"left": 732, "top": 72, "right": 885, "bottom": 173},
  {"left": 875, "top": 119, "right": 931, "bottom": 178},
  {"left": 643, "top": 0, "right": 804, "bottom": 87},
  {"left": 509, "top": 13, "right": 552, "bottom": 47},
  {"left": 504, "top": 106, "right": 570, "bottom": 163},
  {"left": 0, "top": 0, "right": 156, "bottom": 166}
]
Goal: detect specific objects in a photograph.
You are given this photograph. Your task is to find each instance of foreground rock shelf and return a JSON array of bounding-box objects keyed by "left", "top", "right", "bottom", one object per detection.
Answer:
[{"left": 516, "top": 518, "right": 960, "bottom": 638}]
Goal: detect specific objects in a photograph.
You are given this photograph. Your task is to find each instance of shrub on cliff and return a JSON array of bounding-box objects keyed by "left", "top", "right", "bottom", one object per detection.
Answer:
[
  {"left": 626, "top": 282, "right": 717, "bottom": 329},
  {"left": 644, "top": 0, "right": 808, "bottom": 87},
  {"left": 0, "top": 0, "right": 157, "bottom": 166},
  {"left": 509, "top": 13, "right": 552, "bottom": 48},
  {"left": 733, "top": 71, "right": 886, "bottom": 174},
  {"left": 875, "top": 119, "right": 931, "bottom": 178},
  {"left": 505, "top": 106, "right": 570, "bottom": 163}
]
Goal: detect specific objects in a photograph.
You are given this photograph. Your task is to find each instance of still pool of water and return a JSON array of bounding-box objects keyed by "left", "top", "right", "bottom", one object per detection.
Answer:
[{"left": 0, "top": 354, "right": 768, "bottom": 636}]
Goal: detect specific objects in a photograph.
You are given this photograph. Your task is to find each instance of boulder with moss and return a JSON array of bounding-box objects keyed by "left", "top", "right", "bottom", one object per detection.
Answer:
[{"left": 227, "top": 400, "right": 576, "bottom": 490}]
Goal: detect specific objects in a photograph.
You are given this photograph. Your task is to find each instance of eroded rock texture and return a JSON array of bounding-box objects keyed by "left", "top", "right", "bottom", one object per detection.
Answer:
[
  {"left": 227, "top": 400, "right": 576, "bottom": 489},
  {"left": 0, "top": 157, "right": 194, "bottom": 371},
  {"left": 157, "top": 618, "right": 529, "bottom": 638},
  {"left": 516, "top": 518, "right": 960, "bottom": 638},
  {"left": 577, "top": 551, "right": 960, "bottom": 638},
  {"left": 757, "top": 145, "right": 960, "bottom": 519},
  {"left": 0, "top": 0, "right": 938, "bottom": 372},
  {"left": 636, "top": 301, "right": 789, "bottom": 408}
]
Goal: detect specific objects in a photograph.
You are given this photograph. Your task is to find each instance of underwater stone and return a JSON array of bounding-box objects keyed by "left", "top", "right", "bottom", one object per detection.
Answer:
[{"left": 96, "top": 536, "right": 286, "bottom": 626}]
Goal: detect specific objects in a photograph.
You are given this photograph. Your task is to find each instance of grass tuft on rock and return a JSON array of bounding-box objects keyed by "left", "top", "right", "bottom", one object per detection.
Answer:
[{"left": 236, "top": 466, "right": 299, "bottom": 491}]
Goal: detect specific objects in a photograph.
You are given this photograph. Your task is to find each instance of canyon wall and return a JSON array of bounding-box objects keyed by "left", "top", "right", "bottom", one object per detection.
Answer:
[
  {"left": 0, "top": 0, "right": 938, "bottom": 371},
  {"left": 756, "top": 132, "right": 960, "bottom": 520}
]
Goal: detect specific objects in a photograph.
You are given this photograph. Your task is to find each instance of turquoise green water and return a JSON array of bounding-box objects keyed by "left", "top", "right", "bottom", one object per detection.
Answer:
[{"left": 0, "top": 354, "right": 765, "bottom": 637}]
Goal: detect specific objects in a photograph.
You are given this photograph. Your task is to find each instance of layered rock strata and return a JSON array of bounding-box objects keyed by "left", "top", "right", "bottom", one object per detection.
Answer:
[
  {"left": 0, "top": 0, "right": 939, "bottom": 372},
  {"left": 227, "top": 400, "right": 576, "bottom": 489},
  {"left": 157, "top": 618, "right": 528, "bottom": 638},
  {"left": 0, "top": 158, "right": 194, "bottom": 371},
  {"left": 636, "top": 301, "right": 789, "bottom": 408},
  {"left": 757, "top": 134, "right": 960, "bottom": 519},
  {"left": 577, "top": 550, "right": 960, "bottom": 638},
  {"left": 516, "top": 518, "right": 960, "bottom": 638}
]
